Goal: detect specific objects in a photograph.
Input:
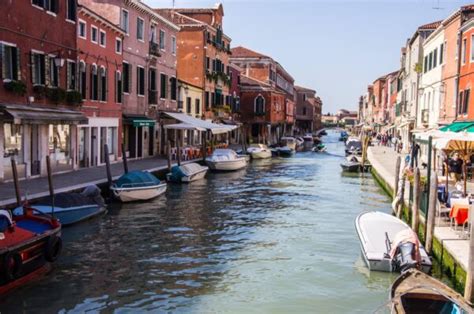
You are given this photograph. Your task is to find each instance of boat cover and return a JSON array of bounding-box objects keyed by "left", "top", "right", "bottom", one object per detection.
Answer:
[
  {"left": 181, "top": 163, "right": 206, "bottom": 176},
  {"left": 115, "top": 171, "right": 161, "bottom": 188},
  {"left": 209, "top": 149, "right": 239, "bottom": 161}
]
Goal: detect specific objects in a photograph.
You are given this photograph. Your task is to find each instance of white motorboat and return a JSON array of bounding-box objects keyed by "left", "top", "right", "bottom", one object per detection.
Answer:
[
  {"left": 111, "top": 170, "right": 167, "bottom": 202},
  {"left": 280, "top": 137, "right": 297, "bottom": 151},
  {"left": 206, "top": 149, "right": 248, "bottom": 171},
  {"left": 166, "top": 162, "right": 208, "bottom": 183},
  {"left": 355, "top": 211, "right": 431, "bottom": 273},
  {"left": 246, "top": 144, "right": 272, "bottom": 159}
]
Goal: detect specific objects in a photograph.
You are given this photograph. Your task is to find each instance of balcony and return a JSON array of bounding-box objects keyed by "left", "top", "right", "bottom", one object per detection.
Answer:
[
  {"left": 149, "top": 90, "right": 157, "bottom": 104},
  {"left": 149, "top": 42, "right": 161, "bottom": 58}
]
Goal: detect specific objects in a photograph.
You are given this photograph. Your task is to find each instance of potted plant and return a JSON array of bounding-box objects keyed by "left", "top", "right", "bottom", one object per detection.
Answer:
[
  {"left": 3, "top": 79, "right": 27, "bottom": 96},
  {"left": 46, "top": 87, "right": 66, "bottom": 104},
  {"left": 66, "top": 91, "right": 83, "bottom": 105}
]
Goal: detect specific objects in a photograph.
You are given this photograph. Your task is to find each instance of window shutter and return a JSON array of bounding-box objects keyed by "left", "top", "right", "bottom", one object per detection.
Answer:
[
  {"left": 67, "top": 62, "right": 71, "bottom": 90},
  {"left": 15, "top": 47, "right": 21, "bottom": 81},
  {"left": 30, "top": 52, "right": 37, "bottom": 84},
  {"left": 0, "top": 44, "right": 5, "bottom": 79},
  {"left": 128, "top": 64, "right": 132, "bottom": 94},
  {"left": 45, "top": 56, "right": 50, "bottom": 86},
  {"left": 90, "top": 66, "right": 93, "bottom": 99}
]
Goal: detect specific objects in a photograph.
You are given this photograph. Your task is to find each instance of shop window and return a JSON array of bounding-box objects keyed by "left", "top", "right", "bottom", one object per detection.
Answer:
[
  {"left": 49, "top": 124, "right": 71, "bottom": 166},
  {"left": 3, "top": 124, "right": 23, "bottom": 163}
]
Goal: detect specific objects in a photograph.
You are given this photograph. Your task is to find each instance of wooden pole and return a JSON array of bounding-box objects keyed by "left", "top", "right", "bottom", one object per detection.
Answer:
[
  {"left": 202, "top": 131, "right": 207, "bottom": 162},
  {"left": 394, "top": 156, "right": 401, "bottom": 198},
  {"left": 425, "top": 172, "right": 438, "bottom": 254},
  {"left": 412, "top": 167, "right": 420, "bottom": 234},
  {"left": 45, "top": 155, "right": 55, "bottom": 218},
  {"left": 177, "top": 130, "right": 181, "bottom": 166},
  {"left": 445, "top": 161, "right": 449, "bottom": 198},
  {"left": 211, "top": 133, "right": 215, "bottom": 153},
  {"left": 464, "top": 220, "right": 474, "bottom": 303},
  {"left": 122, "top": 143, "right": 129, "bottom": 174},
  {"left": 167, "top": 140, "right": 172, "bottom": 171},
  {"left": 10, "top": 157, "right": 21, "bottom": 207},
  {"left": 104, "top": 144, "right": 113, "bottom": 188}
]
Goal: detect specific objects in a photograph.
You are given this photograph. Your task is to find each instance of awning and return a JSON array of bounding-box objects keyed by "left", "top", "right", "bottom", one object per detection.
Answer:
[
  {"left": 439, "top": 122, "right": 474, "bottom": 132},
  {"left": 162, "top": 112, "right": 237, "bottom": 134},
  {"left": 0, "top": 104, "right": 88, "bottom": 125},
  {"left": 163, "top": 123, "right": 205, "bottom": 131},
  {"left": 123, "top": 114, "right": 156, "bottom": 127}
]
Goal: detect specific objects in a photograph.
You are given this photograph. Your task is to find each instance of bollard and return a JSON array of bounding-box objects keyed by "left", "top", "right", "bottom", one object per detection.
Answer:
[
  {"left": 167, "top": 140, "right": 172, "bottom": 171},
  {"left": 10, "top": 158, "right": 21, "bottom": 206},
  {"left": 394, "top": 156, "right": 401, "bottom": 198},
  {"left": 464, "top": 221, "right": 474, "bottom": 303},
  {"left": 412, "top": 168, "right": 420, "bottom": 234},
  {"left": 122, "top": 143, "right": 129, "bottom": 174},
  {"left": 177, "top": 132, "right": 181, "bottom": 167},
  {"left": 45, "top": 155, "right": 55, "bottom": 218},
  {"left": 104, "top": 144, "right": 113, "bottom": 188},
  {"left": 425, "top": 172, "right": 438, "bottom": 254}
]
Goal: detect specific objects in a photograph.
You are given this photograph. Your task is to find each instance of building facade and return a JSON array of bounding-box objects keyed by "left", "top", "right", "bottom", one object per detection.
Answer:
[{"left": 294, "top": 86, "right": 316, "bottom": 134}]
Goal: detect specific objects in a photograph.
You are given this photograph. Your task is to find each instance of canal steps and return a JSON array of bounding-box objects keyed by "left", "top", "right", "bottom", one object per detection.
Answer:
[{"left": 367, "top": 145, "right": 470, "bottom": 292}]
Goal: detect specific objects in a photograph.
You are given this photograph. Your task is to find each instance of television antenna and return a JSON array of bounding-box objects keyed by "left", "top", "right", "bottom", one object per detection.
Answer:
[{"left": 432, "top": 0, "right": 444, "bottom": 10}]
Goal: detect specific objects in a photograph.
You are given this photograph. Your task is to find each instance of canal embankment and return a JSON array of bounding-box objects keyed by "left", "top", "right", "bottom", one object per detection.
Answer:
[{"left": 367, "top": 145, "right": 470, "bottom": 292}]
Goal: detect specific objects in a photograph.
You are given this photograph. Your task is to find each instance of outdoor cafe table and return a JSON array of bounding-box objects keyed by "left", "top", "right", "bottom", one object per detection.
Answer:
[{"left": 450, "top": 203, "right": 470, "bottom": 225}]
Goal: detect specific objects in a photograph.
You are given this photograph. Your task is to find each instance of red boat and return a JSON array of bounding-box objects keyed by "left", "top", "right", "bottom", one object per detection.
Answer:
[{"left": 0, "top": 205, "right": 62, "bottom": 295}]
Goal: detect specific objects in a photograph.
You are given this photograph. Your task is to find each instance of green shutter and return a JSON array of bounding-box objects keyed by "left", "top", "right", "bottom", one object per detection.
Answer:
[
  {"left": 30, "top": 52, "right": 36, "bottom": 84},
  {"left": 45, "top": 55, "right": 50, "bottom": 86},
  {"left": 15, "top": 47, "right": 21, "bottom": 81},
  {"left": 0, "top": 44, "right": 5, "bottom": 79},
  {"left": 67, "top": 62, "right": 71, "bottom": 90}
]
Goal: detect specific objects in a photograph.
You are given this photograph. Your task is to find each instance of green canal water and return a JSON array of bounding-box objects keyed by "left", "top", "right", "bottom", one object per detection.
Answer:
[{"left": 1, "top": 131, "right": 398, "bottom": 313}]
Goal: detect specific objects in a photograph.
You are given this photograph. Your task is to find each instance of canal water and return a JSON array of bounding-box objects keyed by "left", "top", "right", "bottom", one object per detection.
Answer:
[{"left": 1, "top": 131, "right": 397, "bottom": 313}]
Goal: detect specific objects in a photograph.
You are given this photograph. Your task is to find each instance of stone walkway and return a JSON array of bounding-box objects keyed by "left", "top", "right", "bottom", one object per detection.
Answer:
[
  {"left": 0, "top": 156, "right": 198, "bottom": 208},
  {"left": 368, "top": 145, "right": 470, "bottom": 271}
]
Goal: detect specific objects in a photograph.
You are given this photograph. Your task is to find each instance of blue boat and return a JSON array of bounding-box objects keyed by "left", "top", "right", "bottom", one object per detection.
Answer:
[{"left": 13, "top": 186, "right": 106, "bottom": 226}]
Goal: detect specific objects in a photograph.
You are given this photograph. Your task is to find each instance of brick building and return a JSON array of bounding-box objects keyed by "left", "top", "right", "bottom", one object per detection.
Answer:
[
  {"left": 294, "top": 86, "right": 316, "bottom": 134},
  {"left": 458, "top": 18, "right": 474, "bottom": 121},
  {"left": 0, "top": 0, "right": 87, "bottom": 181}
]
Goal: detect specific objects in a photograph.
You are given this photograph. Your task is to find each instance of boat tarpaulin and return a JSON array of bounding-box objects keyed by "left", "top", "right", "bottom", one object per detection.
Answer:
[
  {"left": 115, "top": 171, "right": 161, "bottom": 188},
  {"left": 0, "top": 104, "right": 88, "bottom": 125},
  {"left": 162, "top": 112, "right": 237, "bottom": 134}
]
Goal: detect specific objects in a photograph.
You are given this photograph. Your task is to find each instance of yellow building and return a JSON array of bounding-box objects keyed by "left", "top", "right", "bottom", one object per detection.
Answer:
[{"left": 178, "top": 80, "right": 204, "bottom": 145}]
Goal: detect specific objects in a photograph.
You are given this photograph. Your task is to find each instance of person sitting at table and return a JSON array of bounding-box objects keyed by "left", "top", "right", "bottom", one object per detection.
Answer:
[{"left": 449, "top": 153, "right": 463, "bottom": 182}]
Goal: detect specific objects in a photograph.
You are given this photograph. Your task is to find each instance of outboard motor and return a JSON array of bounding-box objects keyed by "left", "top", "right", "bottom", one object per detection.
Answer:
[
  {"left": 394, "top": 242, "right": 417, "bottom": 272},
  {"left": 81, "top": 185, "right": 105, "bottom": 207}
]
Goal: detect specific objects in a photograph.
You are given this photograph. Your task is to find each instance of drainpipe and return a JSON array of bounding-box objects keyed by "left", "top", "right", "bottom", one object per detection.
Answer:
[{"left": 455, "top": 26, "right": 463, "bottom": 120}]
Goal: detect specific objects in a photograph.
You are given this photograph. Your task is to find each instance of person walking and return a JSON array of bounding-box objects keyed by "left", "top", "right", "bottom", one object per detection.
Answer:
[{"left": 449, "top": 153, "right": 463, "bottom": 182}]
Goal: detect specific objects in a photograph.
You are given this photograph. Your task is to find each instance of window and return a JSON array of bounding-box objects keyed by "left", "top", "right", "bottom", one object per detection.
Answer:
[
  {"left": 303, "top": 107, "right": 307, "bottom": 116},
  {"left": 255, "top": 95, "right": 265, "bottom": 114},
  {"left": 120, "top": 9, "right": 129, "bottom": 34},
  {"left": 136, "top": 18, "right": 144, "bottom": 41},
  {"left": 205, "top": 91, "right": 209, "bottom": 109},
  {"left": 67, "top": 0, "right": 76, "bottom": 21},
  {"left": 115, "top": 38, "right": 122, "bottom": 54},
  {"left": 90, "top": 64, "right": 98, "bottom": 100},
  {"left": 99, "top": 30, "right": 106, "bottom": 47},
  {"left": 1, "top": 44, "right": 20, "bottom": 81},
  {"left": 423, "top": 55, "right": 428, "bottom": 73},
  {"left": 66, "top": 61, "right": 76, "bottom": 90},
  {"left": 78, "top": 20, "right": 86, "bottom": 38},
  {"left": 440, "top": 43, "right": 444, "bottom": 65},
  {"left": 123, "top": 62, "right": 131, "bottom": 94},
  {"left": 31, "top": 52, "right": 46, "bottom": 85},
  {"left": 171, "top": 36, "right": 176, "bottom": 55},
  {"left": 149, "top": 68, "right": 157, "bottom": 91},
  {"left": 428, "top": 52, "right": 433, "bottom": 70},
  {"left": 115, "top": 71, "right": 122, "bottom": 103},
  {"left": 186, "top": 97, "right": 191, "bottom": 113},
  {"left": 433, "top": 48, "right": 437, "bottom": 68},
  {"left": 99, "top": 67, "right": 107, "bottom": 101},
  {"left": 462, "top": 38, "right": 467, "bottom": 64},
  {"left": 48, "top": 56, "right": 59, "bottom": 87},
  {"left": 150, "top": 25, "right": 156, "bottom": 43},
  {"left": 211, "top": 92, "right": 215, "bottom": 106},
  {"left": 471, "top": 35, "right": 474, "bottom": 62},
  {"left": 170, "top": 77, "right": 177, "bottom": 100},
  {"left": 160, "top": 73, "right": 167, "bottom": 99},
  {"left": 159, "top": 30, "right": 165, "bottom": 50},
  {"left": 32, "top": 0, "right": 58, "bottom": 13},
  {"left": 137, "top": 66, "right": 145, "bottom": 96},
  {"left": 79, "top": 61, "right": 86, "bottom": 99},
  {"left": 206, "top": 57, "right": 210, "bottom": 70},
  {"left": 91, "top": 26, "right": 98, "bottom": 44},
  {"left": 195, "top": 99, "right": 200, "bottom": 115},
  {"left": 463, "top": 89, "right": 470, "bottom": 115}
]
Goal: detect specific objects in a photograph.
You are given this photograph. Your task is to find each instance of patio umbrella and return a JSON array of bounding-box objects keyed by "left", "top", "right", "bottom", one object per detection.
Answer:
[{"left": 433, "top": 131, "right": 474, "bottom": 196}]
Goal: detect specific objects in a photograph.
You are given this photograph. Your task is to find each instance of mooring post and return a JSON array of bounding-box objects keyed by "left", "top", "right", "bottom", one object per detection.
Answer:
[
  {"left": 167, "top": 140, "right": 172, "bottom": 171},
  {"left": 10, "top": 157, "right": 21, "bottom": 207},
  {"left": 425, "top": 172, "right": 438, "bottom": 254},
  {"left": 394, "top": 156, "right": 401, "bottom": 198},
  {"left": 121, "top": 143, "right": 129, "bottom": 174},
  {"left": 104, "top": 144, "right": 113, "bottom": 188},
  {"left": 177, "top": 131, "right": 181, "bottom": 166},
  {"left": 202, "top": 131, "right": 207, "bottom": 162},
  {"left": 412, "top": 167, "right": 420, "bottom": 234},
  {"left": 45, "top": 155, "right": 55, "bottom": 218},
  {"left": 464, "top": 221, "right": 474, "bottom": 303}
]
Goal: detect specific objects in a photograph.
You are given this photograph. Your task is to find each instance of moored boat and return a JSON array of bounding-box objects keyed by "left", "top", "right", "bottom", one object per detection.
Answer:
[
  {"left": 166, "top": 163, "right": 209, "bottom": 183},
  {"left": 206, "top": 149, "right": 248, "bottom": 171},
  {"left": 390, "top": 269, "right": 471, "bottom": 313},
  {"left": 355, "top": 211, "right": 431, "bottom": 273},
  {"left": 345, "top": 138, "right": 362, "bottom": 156},
  {"left": 111, "top": 171, "right": 167, "bottom": 202},
  {"left": 312, "top": 143, "right": 327, "bottom": 153},
  {"left": 246, "top": 144, "right": 272, "bottom": 159},
  {"left": 277, "top": 146, "right": 295, "bottom": 157},
  {"left": 13, "top": 185, "right": 106, "bottom": 226},
  {"left": 280, "top": 137, "right": 297, "bottom": 151},
  {"left": 0, "top": 206, "right": 62, "bottom": 294}
]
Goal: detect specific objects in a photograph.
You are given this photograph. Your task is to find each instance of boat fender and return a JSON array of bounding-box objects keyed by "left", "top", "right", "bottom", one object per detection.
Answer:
[
  {"left": 45, "top": 236, "right": 62, "bottom": 263},
  {"left": 3, "top": 251, "right": 22, "bottom": 281}
]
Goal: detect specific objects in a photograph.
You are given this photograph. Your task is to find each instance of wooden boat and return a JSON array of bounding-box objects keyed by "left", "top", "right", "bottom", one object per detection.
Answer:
[
  {"left": 166, "top": 163, "right": 208, "bottom": 183},
  {"left": 111, "top": 170, "right": 167, "bottom": 202},
  {"left": 13, "top": 185, "right": 106, "bottom": 226},
  {"left": 390, "top": 269, "right": 472, "bottom": 313},
  {"left": 0, "top": 206, "right": 62, "bottom": 294},
  {"left": 206, "top": 149, "right": 248, "bottom": 171},
  {"left": 280, "top": 137, "right": 297, "bottom": 151},
  {"left": 247, "top": 144, "right": 272, "bottom": 159},
  {"left": 355, "top": 211, "right": 432, "bottom": 273}
]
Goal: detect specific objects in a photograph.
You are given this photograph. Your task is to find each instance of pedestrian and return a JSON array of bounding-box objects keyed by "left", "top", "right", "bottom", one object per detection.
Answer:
[{"left": 449, "top": 153, "right": 463, "bottom": 182}]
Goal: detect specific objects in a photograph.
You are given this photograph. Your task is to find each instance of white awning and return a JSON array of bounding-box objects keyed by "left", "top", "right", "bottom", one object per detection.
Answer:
[
  {"left": 162, "top": 112, "right": 237, "bottom": 134},
  {"left": 163, "top": 123, "right": 206, "bottom": 131}
]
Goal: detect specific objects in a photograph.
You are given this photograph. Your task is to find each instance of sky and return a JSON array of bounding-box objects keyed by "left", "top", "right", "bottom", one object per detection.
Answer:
[{"left": 145, "top": 0, "right": 474, "bottom": 114}]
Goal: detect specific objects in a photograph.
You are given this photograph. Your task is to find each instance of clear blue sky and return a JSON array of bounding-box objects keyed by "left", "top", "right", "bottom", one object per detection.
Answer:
[{"left": 145, "top": 0, "right": 474, "bottom": 113}]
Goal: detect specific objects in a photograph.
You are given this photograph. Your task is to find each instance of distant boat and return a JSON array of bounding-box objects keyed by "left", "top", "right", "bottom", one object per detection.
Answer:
[
  {"left": 345, "top": 138, "right": 362, "bottom": 156},
  {"left": 0, "top": 206, "right": 62, "bottom": 294},
  {"left": 303, "top": 134, "right": 314, "bottom": 142},
  {"left": 390, "top": 269, "right": 471, "bottom": 313},
  {"left": 280, "top": 137, "right": 297, "bottom": 151},
  {"left": 355, "top": 211, "right": 431, "bottom": 273},
  {"left": 339, "top": 131, "right": 349, "bottom": 142},
  {"left": 206, "top": 149, "right": 248, "bottom": 171},
  {"left": 312, "top": 144, "right": 327, "bottom": 153},
  {"left": 277, "top": 146, "right": 295, "bottom": 158},
  {"left": 166, "top": 163, "right": 208, "bottom": 183},
  {"left": 13, "top": 185, "right": 106, "bottom": 226},
  {"left": 111, "top": 171, "right": 167, "bottom": 202},
  {"left": 247, "top": 144, "right": 272, "bottom": 159}
]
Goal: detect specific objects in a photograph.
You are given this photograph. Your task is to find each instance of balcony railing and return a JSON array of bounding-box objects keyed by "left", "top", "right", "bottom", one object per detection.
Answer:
[
  {"left": 149, "top": 42, "right": 161, "bottom": 57},
  {"left": 149, "top": 90, "right": 157, "bottom": 104}
]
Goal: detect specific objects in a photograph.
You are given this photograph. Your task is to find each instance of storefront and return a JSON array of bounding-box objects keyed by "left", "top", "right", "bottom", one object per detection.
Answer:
[
  {"left": 0, "top": 104, "right": 87, "bottom": 181},
  {"left": 122, "top": 114, "right": 156, "bottom": 159}
]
